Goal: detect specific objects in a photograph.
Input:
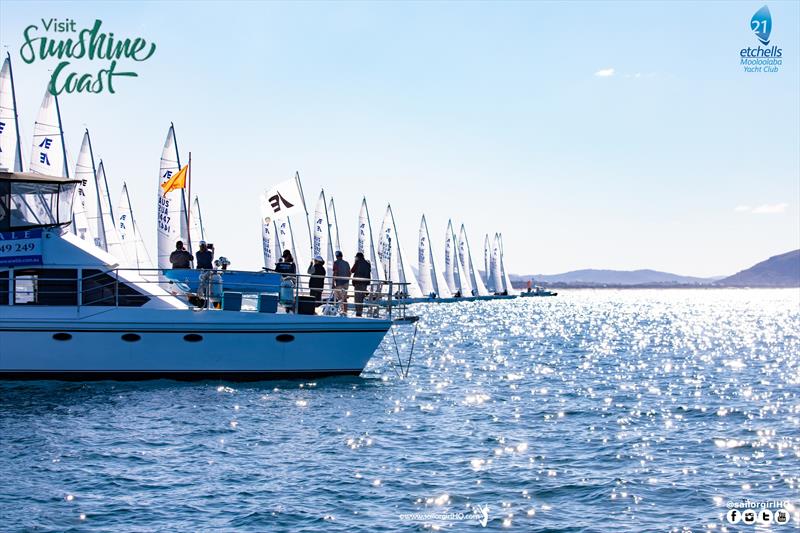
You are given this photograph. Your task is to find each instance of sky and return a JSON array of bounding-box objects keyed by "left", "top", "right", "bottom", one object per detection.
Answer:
[{"left": 1, "top": 0, "right": 798, "bottom": 277}]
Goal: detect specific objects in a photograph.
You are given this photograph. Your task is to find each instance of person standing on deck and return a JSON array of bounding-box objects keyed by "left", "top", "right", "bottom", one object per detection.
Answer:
[
  {"left": 308, "top": 255, "right": 326, "bottom": 307},
  {"left": 332, "top": 251, "right": 351, "bottom": 315},
  {"left": 169, "top": 241, "right": 193, "bottom": 269},
  {"left": 350, "top": 252, "right": 371, "bottom": 317},
  {"left": 195, "top": 241, "right": 214, "bottom": 270}
]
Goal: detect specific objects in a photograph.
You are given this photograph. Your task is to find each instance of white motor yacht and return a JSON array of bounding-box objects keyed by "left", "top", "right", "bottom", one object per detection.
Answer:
[{"left": 0, "top": 171, "right": 394, "bottom": 381}]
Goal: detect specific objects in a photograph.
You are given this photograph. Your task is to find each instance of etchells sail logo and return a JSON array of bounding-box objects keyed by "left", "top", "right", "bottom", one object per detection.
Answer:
[
  {"left": 740, "top": 5, "right": 782, "bottom": 73},
  {"left": 19, "top": 18, "right": 157, "bottom": 95}
]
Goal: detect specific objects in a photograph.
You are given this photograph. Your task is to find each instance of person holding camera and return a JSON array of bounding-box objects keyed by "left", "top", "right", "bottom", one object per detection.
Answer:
[{"left": 196, "top": 241, "right": 214, "bottom": 270}]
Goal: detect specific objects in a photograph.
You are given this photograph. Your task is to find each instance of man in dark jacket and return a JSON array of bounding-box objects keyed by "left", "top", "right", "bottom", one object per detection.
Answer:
[
  {"left": 195, "top": 241, "right": 214, "bottom": 269},
  {"left": 350, "top": 252, "right": 371, "bottom": 317},
  {"left": 307, "top": 255, "right": 326, "bottom": 307},
  {"left": 169, "top": 241, "right": 193, "bottom": 269}
]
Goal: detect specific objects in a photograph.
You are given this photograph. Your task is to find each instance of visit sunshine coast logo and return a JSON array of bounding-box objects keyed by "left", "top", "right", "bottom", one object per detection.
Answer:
[
  {"left": 19, "top": 18, "right": 157, "bottom": 95},
  {"left": 740, "top": 5, "right": 783, "bottom": 73}
]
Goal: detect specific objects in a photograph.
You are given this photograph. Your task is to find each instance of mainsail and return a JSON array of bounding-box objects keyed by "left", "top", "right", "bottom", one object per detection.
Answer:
[
  {"left": 357, "top": 198, "right": 381, "bottom": 287},
  {"left": 483, "top": 234, "right": 491, "bottom": 288},
  {"left": 96, "top": 161, "right": 127, "bottom": 263},
  {"left": 276, "top": 217, "right": 300, "bottom": 269},
  {"left": 312, "top": 190, "right": 335, "bottom": 285},
  {"left": 157, "top": 124, "right": 189, "bottom": 269},
  {"left": 190, "top": 195, "right": 206, "bottom": 245},
  {"left": 23, "top": 89, "right": 68, "bottom": 224},
  {"left": 328, "top": 196, "right": 342, "bottom": 254},
  {"left": 377, "top": 205, "right": 422, "bottom": 298},
  {"left": 459, "top": 224, "right": 490, "bottom": 296},
  {"left": 117, "top": 182, "right": 153, "bottom": 269},
  {"left": 417, "top": 215, "right": 452, "bottom": 298},
  {"left": 29, "top": 90, "right": 68, "bottom": 177},
  {"left": 0, "top": 54, "right": 23, "bottom": 172},
  {"left": 443, "top": 219, "right": 463, "bottom": 295},
  {"left": 261, "top": 211, "right": 278, "bottom": 270},
  {"left": 490, "top": 233, "right": 503, "bottom": 294},
  {"left": 72, "top": 130, "right": 99, "bottom": 244}
]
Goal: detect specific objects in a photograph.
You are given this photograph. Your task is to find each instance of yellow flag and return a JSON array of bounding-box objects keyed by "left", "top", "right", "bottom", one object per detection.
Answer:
[{"left": 161, "top": 165, "right": 188, "bottom": 196}]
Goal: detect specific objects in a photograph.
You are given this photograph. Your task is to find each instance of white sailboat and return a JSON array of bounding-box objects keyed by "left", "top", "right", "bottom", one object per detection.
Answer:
[
  {"left": 443, "top": 219, "right": 464, "bottom": 296},
  {"left": 157, "top": 124, "right": 189, "bottom": 269},
  {"left": 95, "top": 161, "right": 127, "bottom": 263},
  {"left": 417, "top": 215, "right": 452, "bottom": 299},
  {"left": 71, "top": 130, "right": 100, "bottom": 244},
  {"left": 312, "top": 190, "right": 336, "bottom": 286},
  {"left": 0, "top": 53, "right": 23, "bottom": 172},
  {"left": 459, "top": 224, "right": 490, "bottom": 297},
  {"left": 118, "top": 182, "right": 154, "bottom": 269},
  {"left": 190, "top": 195, "right": 206, "bottom": 245},
  {"left": 261, "top": 212, "right": 278, "bottom": 270},
  {"left": 357, "top": 198, "right": 381, "bottom": 289},
  {"left": 377, "top": 205, "right": 423, "bottom": 298},
  {"left": 483, "top": 234, "right": 491, "bottom": 288},
  {"left": 490, "top": 233, "right": 504, "bottom": 294}
]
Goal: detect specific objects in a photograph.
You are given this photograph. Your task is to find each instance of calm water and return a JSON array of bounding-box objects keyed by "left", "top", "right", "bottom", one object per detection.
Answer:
[{"left": 1, "top": 289, "right": 799, "bottom": 532}]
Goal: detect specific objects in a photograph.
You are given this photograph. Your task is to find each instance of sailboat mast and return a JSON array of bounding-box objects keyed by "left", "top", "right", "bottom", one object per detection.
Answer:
[
  {"left": 294, "top": 171, "right": 314, "bottom": 257},
  {"left": 52, "top": 93, "right": 69, "bottom": 178},
  {"left": 123, "top": 182, "right": 140, "bottom": 267},
  {"left": 185, "top": 152, "right": 192, "bottom": 253},
  {"left": 329, "top": 197, "right": 341, "bottom": 252},
  {"left": 6, "top": 52, "right": 24, "bottom": 171},
  {"left": 387, "top": 205, "right": 407, "bottom": 285}
]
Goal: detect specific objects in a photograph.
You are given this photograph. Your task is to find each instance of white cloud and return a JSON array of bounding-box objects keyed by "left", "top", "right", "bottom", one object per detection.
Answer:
[
  {"left": 751, "top": 203, "right": 788, "bottom": 214},
  {"left": 734, "top": 203, "right": 788, "bottom": 214},
  {"left": 594, "top": 68, "right": 615, "bottom": 77}
]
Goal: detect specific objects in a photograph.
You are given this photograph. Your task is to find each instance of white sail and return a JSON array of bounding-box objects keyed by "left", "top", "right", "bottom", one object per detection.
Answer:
[
  {"left": 460, "top": 224, "right": 490, "bottom": 296},
  {"left": 312, "top": 190, "right": 335, "bottom": 286},
  {"left": 276, "top": 217, "right": 302, "bottom": 269},
  {"left": 71, "top": 130, "right": 99, "bottom": 243},
  {"left": 483, "top": 234, "right": 491, "bottom": 287},
  {"left": 118, "top": 182, "right": 153, "bottom": 269},
  {"left": 357, "top": 198, "right": 381, "bottom": 287},
  {"left": 261, "top": 210, "right": 277, "bottom": 270},
  {"left": 417, "top": 216, "right": 435, "bottom": 297},
  {"left": 499, "top": 233, "right": 518, "bottom": 295},
  {"left": 157, "top": 124, "right": 189, "bottom": 270},
  {"left": 29, "top": 90, "right": 68, "bottom": 177},
  {"left": 443, "top": 220, "right": 460, "bottom": 295},
  {"left": 328, "top": 196, "right": 342, "bottom": 254},
  {"left": 491, "top": 233, "right": 503, "bottom": 294},
  {"left": 456, "top": 225, "right": 474, "bottom": 295},
  {"left": 96, "top": 161, "right": 127, "bottom": 263},
  {"left": 377, "top": 205, "right": 423, "bottom": 298},
  {"left": 190, "top": 195, "right": 206, "bottom": 245},
  {"left": 0, "top": 54, "right": 23, "bottom": 172},
  {"left": 19, "top": 88, "right": 67, "bottom": 225}
]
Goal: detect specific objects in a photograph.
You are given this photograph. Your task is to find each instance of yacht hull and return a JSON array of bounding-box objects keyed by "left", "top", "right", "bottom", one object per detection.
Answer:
[{"left": 0, "top": 308, "right": 391, "bottom": 381}]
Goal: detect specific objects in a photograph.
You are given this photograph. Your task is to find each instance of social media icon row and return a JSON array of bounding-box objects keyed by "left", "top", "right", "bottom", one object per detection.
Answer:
[{"left": 727, "top": 508, "right": 791, "bottom": 525}]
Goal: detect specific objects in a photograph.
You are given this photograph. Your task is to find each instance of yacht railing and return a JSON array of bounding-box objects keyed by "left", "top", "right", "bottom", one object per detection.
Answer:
[{"left": 2, "top": 267, "right": 412, "bottom": 321}]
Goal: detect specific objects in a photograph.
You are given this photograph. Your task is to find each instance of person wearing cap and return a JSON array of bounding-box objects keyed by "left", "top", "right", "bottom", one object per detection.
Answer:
[
  {"left": 307, "top": 255, "right": 326, "bottom": 307},
  {"left": 195, "top": 241, "right": 214, "bottom": 270},
  {"left": 332, "top": 250, "right": 351, "bottom": 315}
]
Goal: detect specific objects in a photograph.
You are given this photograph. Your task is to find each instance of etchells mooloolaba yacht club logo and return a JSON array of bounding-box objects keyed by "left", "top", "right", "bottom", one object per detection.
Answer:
[
  {"left": 740, "top": 5, "right": 783, "bottom": 73},
  {"left": 19, "top": 18, "right": 157, "bottom": 95}
]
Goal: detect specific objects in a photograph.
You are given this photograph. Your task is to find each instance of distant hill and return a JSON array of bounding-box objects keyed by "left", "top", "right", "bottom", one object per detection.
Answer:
[
  {"left": 717, "top": 249, "right": 800, "bottom": 287},
  {"left": 510, "top": 269, "right": 718, "bottom": 286}
]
